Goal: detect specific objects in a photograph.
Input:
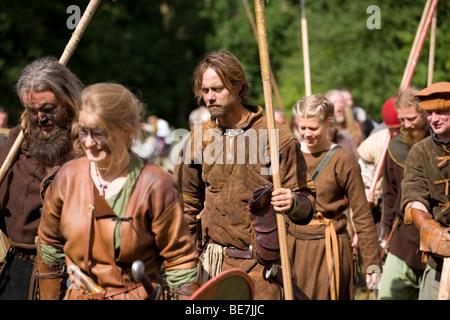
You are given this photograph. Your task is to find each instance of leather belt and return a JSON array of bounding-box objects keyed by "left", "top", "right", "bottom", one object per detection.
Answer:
[{"left": 224, "top": 247, "right": 253, "bottom": 259}]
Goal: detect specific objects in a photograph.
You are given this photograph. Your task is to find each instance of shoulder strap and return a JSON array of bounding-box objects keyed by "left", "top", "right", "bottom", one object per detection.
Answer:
[{"left": 311, "top": 145, "right": 342, "bottom": 182}]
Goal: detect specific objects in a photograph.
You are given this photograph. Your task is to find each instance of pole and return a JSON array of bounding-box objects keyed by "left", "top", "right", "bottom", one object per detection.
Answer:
[
  {"left": 438, "top": 258, "right": 450, "bottom": 300},
  {"left": 243, "top": 0, "right": 285, "bottom": 111},
  {"left": 254, "top": 0, "right": 294, "bottom": 300},
  {"left": 0, "top": 0, "right": 102, "bottom": 186},
  {"left": 427, "top": 8, "right": 437, "bottom": 86},
  {"left": 369, "top": 0, "right": 438, "bottom": 195},
  {"left": 400, "top": 0, "right": 439, "bottom": 91},
  {"left": 300, "top": 0, "right": 311, "bottom": 96}
]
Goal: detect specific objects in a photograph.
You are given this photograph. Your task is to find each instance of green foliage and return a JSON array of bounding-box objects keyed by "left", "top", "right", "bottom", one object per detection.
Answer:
[{"left": 0, "top": 0, "right": 449, "bottom": 127}]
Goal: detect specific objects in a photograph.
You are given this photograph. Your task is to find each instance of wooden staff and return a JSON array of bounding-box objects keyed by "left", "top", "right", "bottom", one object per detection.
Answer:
[
  {"left": 254, "top": 0, "right": 294, "bottom": 300},
  {"left": 300, "top": 0, "right": 311, "bottom": 96},
  {"left": 243, "top": 0, "right": 285, "bottom": 111},
  {"left": 369, "top": 0, "right": 438, "bottom": 198},
  {"left": 400, "top": 0, "right": 439, "bottom": 91},
  {"left": 427, "top": 7, "right": 437, "bottom": 86},
  {"left": 400, "top": 0, "right": 432, "bottom": 90},
  {"left": 438, "top": 258, "right": 450, "bottom": 300},
  {"left": 0, "top": 0, "right": 102, "bottom": 186}
]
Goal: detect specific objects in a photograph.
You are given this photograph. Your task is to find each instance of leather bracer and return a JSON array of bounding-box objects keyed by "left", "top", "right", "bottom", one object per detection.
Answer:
[
  {"left": 420, "top": 220, "right": 450, "bottom": 258},
  {"left": 36, "top": 238, "right": 67, "bottom": 300},
  {"left": 168, "top": 281, "right": 200, "bottom": 300}
]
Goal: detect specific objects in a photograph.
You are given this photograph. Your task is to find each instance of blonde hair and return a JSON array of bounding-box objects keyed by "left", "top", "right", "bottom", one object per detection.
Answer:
[
  {"left": 73, "top": 83, "right": 144, "bottom": 163},
  {"left": 294, "top": 94, "right": 334, "bottom": 122}
]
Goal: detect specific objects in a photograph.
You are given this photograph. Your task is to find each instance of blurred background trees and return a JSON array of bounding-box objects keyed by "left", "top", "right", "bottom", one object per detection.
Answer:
[{"left": 0, "top": 0, "right": 449, "bottom": 128}]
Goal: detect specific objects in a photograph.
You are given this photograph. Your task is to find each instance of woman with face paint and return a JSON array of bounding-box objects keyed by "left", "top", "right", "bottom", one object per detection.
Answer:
[{"left": 37, "top": 83, "right": 199, "bottom": 300}]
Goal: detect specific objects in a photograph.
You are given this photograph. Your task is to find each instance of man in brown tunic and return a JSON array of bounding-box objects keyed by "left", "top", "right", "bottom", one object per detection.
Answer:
[
  {"left": 402, "top": 82, "right": 450, "bottom": 299},
  {"left": 174, "top": 50, "right": 316, "bottom": 300},
  {"left": 378, "top": 87, "right": 429, "bottom": 300},
  {"left": 0, "top": 57, "right": 83, "bottom": 299}
]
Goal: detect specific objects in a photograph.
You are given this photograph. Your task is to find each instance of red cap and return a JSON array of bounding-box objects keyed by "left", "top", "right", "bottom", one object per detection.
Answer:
[{"left": 382, "top": 97, "right": 400, "bottom": 127}]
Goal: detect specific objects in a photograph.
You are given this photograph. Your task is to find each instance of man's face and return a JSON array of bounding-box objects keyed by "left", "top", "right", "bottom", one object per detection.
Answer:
[
  {"left": 397, "top": 105, "right": 429, "bottom": 146},
  {"left": 22, "top": 90, "right": 73, "bottom": 167},
  {"left": 329, "top": 92, "right": 345, "bottom": 124},
  {"left": 427, "top": 109, "right": 450, "bottom": 141},
  {"left": 22, "top": 90, "right": 66, "bottom": 135},
  {"left": 201, "top": 67, "right": 241, "bottom": 119}
]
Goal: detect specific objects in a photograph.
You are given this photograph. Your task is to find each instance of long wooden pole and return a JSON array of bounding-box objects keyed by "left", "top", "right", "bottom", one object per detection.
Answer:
[
  {"left": 400, "top": 0, "right": 432, "bottom": 90},
  {"left": 0, "top": 0, "right": 102, "bottom": 186},
  {"left": 254, "top": 0, "right": 294, "bottom": 300},
  {"left": 427, "top": 8, "right": 437, "bottom": 86},
  {"left": 369, "top": 0, "right": 438, "bottom": 198},
  {"left": 243, "top": 0, "right": 285, "bottom": 111},
  {"left": 300, "top": 0, "right": 311, "bottom": 96}
]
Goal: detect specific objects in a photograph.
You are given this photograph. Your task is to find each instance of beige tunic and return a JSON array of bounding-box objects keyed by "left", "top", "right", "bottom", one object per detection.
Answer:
[{"left": 287, "top": 147, "right": 381, "bottom": 300}]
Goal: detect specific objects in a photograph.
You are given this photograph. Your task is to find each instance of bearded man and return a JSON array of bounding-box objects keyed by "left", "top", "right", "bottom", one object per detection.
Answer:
[
  {"left": 377, "top": 87, "right": 430, "bottom": 300},
  {"left": 402, "top": 82, "right": 450, "bottom": 300},
  {"left": 0, "top": 57, "right": 83, "bottom": 300}
]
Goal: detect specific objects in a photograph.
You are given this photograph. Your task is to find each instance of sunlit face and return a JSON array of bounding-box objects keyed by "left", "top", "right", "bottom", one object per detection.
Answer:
[
  {"left": 78, "top": 110, "right": 128, "bottom": 168},
  {"left": 328, "top": 92, "right": 345, "bottom": 123},
  {"left": 298, "top": 117, "right": 330, "bottom": 151},
  {"left": 427, "top": 109, "right": 450, "bottom": 141},
  {"left": 201, "top": 67, "right": 241, "bottom": 119},
  {"left": 22, "top": 90, "right": 66, "bottom": 135},
  {"left": 396, "top": 106, "right": 425, "bottom": 131}
]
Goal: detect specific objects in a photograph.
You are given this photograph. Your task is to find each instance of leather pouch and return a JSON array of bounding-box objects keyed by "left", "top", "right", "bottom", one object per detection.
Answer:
[{"left": 248, "top": 184, "right": 280, "bottom": 265}]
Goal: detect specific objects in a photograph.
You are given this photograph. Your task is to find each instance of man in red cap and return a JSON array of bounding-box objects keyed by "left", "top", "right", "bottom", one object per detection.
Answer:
[
  {"left": 357, "top": 97, "right": 401, "bottom": 220},
  {"left": 378, "top": 87, "right": 429, "bottom": 299},
  {"left": 401, "top": 82, "right": 450, "bottom": 300}
]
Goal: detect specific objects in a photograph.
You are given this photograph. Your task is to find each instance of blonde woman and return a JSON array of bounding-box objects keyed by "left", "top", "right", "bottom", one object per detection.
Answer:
[
  {"left": 287, "top": 94, "right": 381, "bottom": 300},
  {"left": 37, "top": 83, "right": 198, "bottom": 300}
]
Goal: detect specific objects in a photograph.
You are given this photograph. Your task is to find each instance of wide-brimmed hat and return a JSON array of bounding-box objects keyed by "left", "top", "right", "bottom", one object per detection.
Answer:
[{"left": 414, "top": 82, "right": 450, "bottom": 111}]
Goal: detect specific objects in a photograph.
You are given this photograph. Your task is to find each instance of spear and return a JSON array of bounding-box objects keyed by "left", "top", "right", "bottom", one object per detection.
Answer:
[
  {"left": 243, "top": 0, "right": 285, "bottom": 111},
  {"left": 368, "top": 0, "right": 438, "bottom": 197},
  {"left": 254, "top": 0, "right": 294, "bottom": 300},
  {"left": 0, "top": 0, "right": 102, "bottom": 186},
  {"left": 300, "top": 0, "right": 311, "bottom": 96}
]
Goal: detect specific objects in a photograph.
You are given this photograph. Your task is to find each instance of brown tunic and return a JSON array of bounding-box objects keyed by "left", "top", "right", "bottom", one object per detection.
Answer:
[
  {"left": 0, "top": 125, "right": 47, "bottom": 249},
  {"left": 174, "top": 105, "right": 315, "bottom": 300},
  {"left": 287, "top": 146, "right": 381, "bottom": 300},
  {"left": 38, "top": 157, "right": 198, "bottom": 300},
  {"left": 382, "top": 133, "right": 425, "bottom": 270}
]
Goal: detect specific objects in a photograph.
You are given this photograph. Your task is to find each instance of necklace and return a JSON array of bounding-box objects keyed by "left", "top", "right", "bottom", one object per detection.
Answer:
[{"left": 94, "top": 162, "right": 130, "bottom": 196}]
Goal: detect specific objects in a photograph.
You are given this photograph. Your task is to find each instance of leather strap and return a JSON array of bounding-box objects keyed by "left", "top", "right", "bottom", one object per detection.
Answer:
[
  {"left": 308, "top": 212, "right": 344, "bottom": 300},
  {"left": 224, "top": 247, "right": 253, "bottom": 259}
]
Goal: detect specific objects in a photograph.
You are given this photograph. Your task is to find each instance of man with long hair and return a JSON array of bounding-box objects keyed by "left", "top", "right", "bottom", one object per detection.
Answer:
[
  {"left": 0, "top": 57, "right": 83, "bottom": 299},
  {"left": 174, "top": 50, "right": 316, "bottom": 299}
]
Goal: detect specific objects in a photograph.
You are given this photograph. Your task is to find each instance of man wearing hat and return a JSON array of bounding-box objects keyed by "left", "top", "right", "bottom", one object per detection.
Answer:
[
  {"left": 378, "top": 88, "right": 429, "bottom": 300},
  {"left": 401, "top": 82, "right": 450, "bottom": 300}
]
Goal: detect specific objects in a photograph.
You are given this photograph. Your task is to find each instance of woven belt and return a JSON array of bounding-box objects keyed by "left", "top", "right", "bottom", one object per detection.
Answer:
[{"left": 307, "top": 212, "right": 343, "bottom": 300}]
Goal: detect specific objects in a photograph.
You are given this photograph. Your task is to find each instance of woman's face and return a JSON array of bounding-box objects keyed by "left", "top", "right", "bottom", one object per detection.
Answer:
[
  {"left": 298, "top": 116, "right": 330, "bottom": 150},
  {"left": 78, "top": 110, "right": 125, "bottom": 166}
]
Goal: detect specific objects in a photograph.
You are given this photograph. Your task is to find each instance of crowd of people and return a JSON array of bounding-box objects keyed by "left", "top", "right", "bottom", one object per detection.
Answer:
[{"left": 0, "top": 50, "right": 449, "bottom": 301}]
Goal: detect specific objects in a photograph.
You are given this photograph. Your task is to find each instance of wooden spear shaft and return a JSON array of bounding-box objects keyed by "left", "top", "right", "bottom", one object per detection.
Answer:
[
  {"left": 243, "top": 0, "right": 285, "bottom": 111},
  {"left": 0, "top": 0, "right": 101, "bottom": 186},
  {"left": 254, "top": 0, "right": 294, "bottom": 300},
  {"left": 427, "top": 8, "right": 437, "bottom": 86},
  {"left": 369, "top": 0, "right": 438, "bottom": 198},
  {"left": 300, "top": 0, "right": 311, "bottom": 96}
]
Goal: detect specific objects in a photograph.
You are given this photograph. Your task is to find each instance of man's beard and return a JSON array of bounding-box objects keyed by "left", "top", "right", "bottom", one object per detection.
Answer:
[
  {"left": 28, "top": 117, "right": 74, "bottom": 168},
  {"left": 403, "top": 119, "right": 430, "bottom": 146}
]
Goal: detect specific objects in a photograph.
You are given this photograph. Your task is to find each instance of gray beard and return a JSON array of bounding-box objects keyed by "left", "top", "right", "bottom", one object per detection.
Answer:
[{"left": 28, "top": 124, "right": 73, "bottom": 168}]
